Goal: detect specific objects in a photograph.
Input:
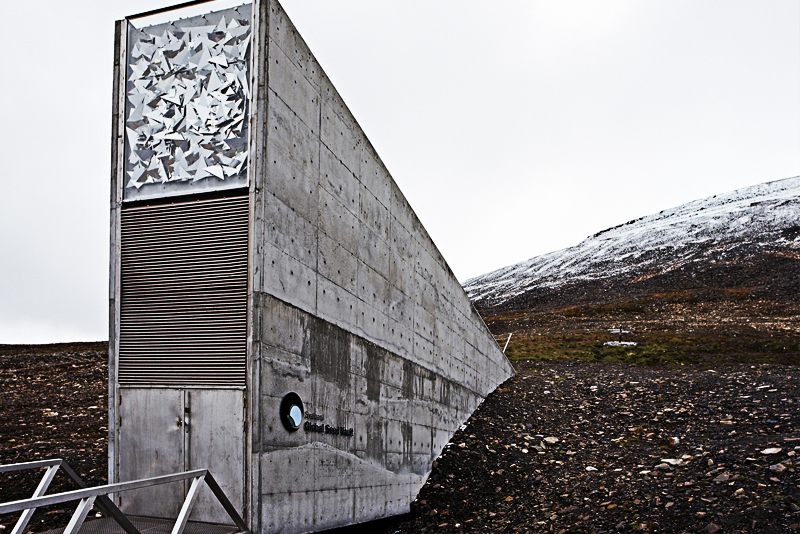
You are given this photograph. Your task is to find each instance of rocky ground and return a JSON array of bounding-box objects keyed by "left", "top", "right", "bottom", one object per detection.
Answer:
[
  {"left": 386, "top": 360, "right": 800, "bottom": 534},
  {"left": 0, "top": 342, "right": 108, "bottom": 533},
  {"left": 2, "top": 343, "right": 798, "bottom": 533}
]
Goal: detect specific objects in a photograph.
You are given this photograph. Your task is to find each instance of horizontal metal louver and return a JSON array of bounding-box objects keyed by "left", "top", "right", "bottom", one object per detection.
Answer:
[{"left": 119, "top": 195, "right": 249, "bottom": 386}]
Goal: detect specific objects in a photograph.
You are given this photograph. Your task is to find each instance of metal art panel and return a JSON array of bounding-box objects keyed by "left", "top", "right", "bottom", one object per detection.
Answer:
[
  {"left": 185, "top": 389, "right": 245, "bottom": 524},
  {"left": 118, "top": 389, "right": 184, "bottom": 518},
  {"left": 124, "top": 4, "right": 252, "bottom": 201}
]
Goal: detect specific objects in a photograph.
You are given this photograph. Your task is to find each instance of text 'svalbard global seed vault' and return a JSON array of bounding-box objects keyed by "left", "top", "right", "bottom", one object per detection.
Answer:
[{"left": 109, "top": 1, "right": 514, "bottom": 532}]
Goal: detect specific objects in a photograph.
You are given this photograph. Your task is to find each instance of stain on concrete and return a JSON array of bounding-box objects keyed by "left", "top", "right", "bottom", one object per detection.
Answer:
[
  {"left": 401, "top": 359, "right": 414, "bottom": 400},
  {"left": 364, "top": 341, "right": 382, "bottom": 402},
  {"left": 366, "top": 417, "right": 384, "bottom": 462},
  {"left": 309, "top": 317, "right": 350, "bottom": 385},
  {"left": 401, "top": 421, "right": 412, "bottom": 470},
  {"left": 439, "top": 378, "right": 452, "bottom": 407}
]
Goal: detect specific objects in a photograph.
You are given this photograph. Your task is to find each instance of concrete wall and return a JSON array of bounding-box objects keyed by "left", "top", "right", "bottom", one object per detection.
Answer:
[{"left": 248, "top": 1, "right": 515, "bottom": 533}]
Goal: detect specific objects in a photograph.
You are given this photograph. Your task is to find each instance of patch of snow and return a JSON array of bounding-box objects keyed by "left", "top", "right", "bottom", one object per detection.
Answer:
[{"left": 465, "top": 176, "right": 800, "bottom": 306}]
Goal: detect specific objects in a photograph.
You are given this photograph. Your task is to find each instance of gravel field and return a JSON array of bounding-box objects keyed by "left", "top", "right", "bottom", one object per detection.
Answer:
[
  {"left": 0, "top": 343, "right": 108, "bottom": 533},
  {"left": 389, "top": 361, "right": 800, "bottom": 534}
]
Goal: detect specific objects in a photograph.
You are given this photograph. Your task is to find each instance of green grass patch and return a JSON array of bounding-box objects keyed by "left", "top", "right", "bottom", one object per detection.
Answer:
[{"left": 503, "top": 330, "right": 800, "bottom": 365}]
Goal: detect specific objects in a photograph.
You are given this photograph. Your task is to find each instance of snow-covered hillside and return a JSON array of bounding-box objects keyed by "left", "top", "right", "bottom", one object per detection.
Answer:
[{"left": 465, "top": 176, "right": 800, "bottom": 308}]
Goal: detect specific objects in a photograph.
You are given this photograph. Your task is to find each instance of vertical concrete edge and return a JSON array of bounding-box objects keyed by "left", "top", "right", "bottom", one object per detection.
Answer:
[
  {"left": 249, "top": 0, "right": 270, "bottom": 531},
  {"left": 108, "top": 17, "right": 127, "bottom": 497}
]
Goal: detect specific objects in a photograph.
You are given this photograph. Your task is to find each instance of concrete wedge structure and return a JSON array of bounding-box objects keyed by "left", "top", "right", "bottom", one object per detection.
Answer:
[{"left": 109, "top": 1, "right": 515, "bottom": 532}]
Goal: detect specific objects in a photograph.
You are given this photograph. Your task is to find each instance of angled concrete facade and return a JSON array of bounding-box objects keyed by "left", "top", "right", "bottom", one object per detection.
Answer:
[{"left": 110, "top": 1, "right": 513, "bottom": 533}]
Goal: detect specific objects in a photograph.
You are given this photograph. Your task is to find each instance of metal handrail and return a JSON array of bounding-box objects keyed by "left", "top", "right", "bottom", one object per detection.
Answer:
[
  {"left": 0, "top": 470, "right": 208, "bottom": 514},
  {"left": 0, "top": 459, "right": 62, "bottom": 473},
  {"left": 0, "top": 458, "right": 140, "bottom": 534},
  {"left": 0, "top": 459, "right": 248, "bottom": 534}
]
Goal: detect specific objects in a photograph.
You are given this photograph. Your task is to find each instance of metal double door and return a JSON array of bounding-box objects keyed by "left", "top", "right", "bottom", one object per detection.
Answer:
[{"left": 118, "top": 388, "right": 244, "bottom": 524}]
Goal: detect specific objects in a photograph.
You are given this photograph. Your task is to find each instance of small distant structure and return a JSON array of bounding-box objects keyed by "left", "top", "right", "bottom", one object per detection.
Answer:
[
  {"left": 604, "top": 324, "right": 637, "bottom": 347},
  {"left": 503, "top": 333, "right": 513, "bottom": 353},
  {"left": 493, "top": 333, "right": 513, "bottom": 353}
]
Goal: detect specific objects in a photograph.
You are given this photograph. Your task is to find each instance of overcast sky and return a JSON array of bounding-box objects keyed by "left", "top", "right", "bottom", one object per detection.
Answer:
[{"left": 0, "top": 0, "right": 797, "bottom": 343}]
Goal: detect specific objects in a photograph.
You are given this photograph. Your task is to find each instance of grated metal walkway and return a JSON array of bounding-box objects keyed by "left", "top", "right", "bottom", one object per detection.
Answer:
[{"left": 40, "top": 516, "right": 241, "bottom": 534}]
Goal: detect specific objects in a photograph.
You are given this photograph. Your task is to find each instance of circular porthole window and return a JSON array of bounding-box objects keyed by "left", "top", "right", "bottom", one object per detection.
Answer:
[{"left": 280, "top": 392, "right": 304, "bottom": 432}]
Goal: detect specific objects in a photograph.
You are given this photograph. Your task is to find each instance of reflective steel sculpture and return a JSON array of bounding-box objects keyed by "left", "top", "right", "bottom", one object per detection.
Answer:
[{"left": 125, "top": 9, "right": 251, "bottom": 199}]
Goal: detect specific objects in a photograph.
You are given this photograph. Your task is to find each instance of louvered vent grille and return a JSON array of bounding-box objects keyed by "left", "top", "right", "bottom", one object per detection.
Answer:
[{"left": 119, "top": 195, "right": 249, "bottom": 386}]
